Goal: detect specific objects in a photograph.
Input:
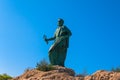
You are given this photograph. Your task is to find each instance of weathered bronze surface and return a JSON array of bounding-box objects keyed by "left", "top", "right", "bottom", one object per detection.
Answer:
[{"left": 44, "top": 18, "right": 72, "bottom": 66}]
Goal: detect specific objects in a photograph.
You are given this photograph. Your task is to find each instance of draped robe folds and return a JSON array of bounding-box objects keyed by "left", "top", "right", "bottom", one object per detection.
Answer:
[{"left": 48, "top": 26, "right": 72, "bottom": 66}]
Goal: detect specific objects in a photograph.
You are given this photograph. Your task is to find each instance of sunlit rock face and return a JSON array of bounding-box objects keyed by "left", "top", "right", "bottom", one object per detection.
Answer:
[{"left": 12, "top": 66, "right": 120, "bottom": 80}]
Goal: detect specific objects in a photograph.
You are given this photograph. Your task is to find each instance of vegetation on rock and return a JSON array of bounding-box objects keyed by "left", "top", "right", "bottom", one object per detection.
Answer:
[
  {"left": 111, "top": 66, "right": 120, "bottom": 72},
  {"left": 36, "top": 59, "right": 55, "bottom": 71},
  {"left": 0, "top": 73, "right": 12, "bottom": 80}
]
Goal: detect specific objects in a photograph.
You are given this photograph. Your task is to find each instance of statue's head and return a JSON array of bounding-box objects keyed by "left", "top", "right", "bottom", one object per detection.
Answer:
[{"left": 58, "top": 18, "right": 64, "bottom": 26}]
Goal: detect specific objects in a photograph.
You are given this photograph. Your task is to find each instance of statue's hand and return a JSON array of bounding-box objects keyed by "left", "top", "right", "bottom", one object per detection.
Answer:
[
  {"left": 43, "top": 34, "right": 48, "bottom": 44},
  {"left": 45, "top": 38, "right": 48, "bottom": 44}
]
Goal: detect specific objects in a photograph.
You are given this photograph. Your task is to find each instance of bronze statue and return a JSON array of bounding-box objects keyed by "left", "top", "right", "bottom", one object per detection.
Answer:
[{"left": 44, "top": 18, "right": 72, "bottom": 66}]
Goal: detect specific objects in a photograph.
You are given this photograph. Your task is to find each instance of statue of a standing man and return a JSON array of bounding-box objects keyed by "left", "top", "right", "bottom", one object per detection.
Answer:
[{"left": 44, "top": 18, "right": 72, "bottom": 67}]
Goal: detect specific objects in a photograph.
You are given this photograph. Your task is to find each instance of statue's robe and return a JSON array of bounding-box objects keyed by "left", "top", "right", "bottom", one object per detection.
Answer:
[{"left": 49, "top": 26, "right": 72, "bottom": 66}]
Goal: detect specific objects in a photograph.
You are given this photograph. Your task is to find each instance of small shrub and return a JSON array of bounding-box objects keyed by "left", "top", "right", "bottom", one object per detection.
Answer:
[
  {"left": 76, "top": 69, "right": 88, "bottom": 77},
  {"left": 36, "top": 59, "right": 55, "bottom": 71},
  {"left": 0, "top": 73, "right": 12, "bottom": 80},
  {"left": 111, "top": 66, "right": 120, "bottom": 72},
  {"left": 76, "top": 74, "right": 85, "bottom": 77},
  {"left": 24, "top": 67, "right": 33, "bottom": 72}
]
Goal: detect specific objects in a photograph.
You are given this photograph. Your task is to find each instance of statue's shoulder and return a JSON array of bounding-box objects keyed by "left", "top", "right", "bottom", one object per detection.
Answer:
[
  {"left": 62, "top": 25, "right": 72, "bottom": 35},
  {"left": 62, "top": 25, "right": 68, "bottom": 29},
  {"left": 62, "top": 25, "right": 70, "bottom": 31},
  {"left": 63, "top": 25, "right": 67, "bottom": 28}
]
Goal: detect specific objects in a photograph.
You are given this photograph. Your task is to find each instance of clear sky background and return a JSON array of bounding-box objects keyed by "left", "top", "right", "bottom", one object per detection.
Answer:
[{"left": 0, "top": 0, "right": 120, "bottom": 77}]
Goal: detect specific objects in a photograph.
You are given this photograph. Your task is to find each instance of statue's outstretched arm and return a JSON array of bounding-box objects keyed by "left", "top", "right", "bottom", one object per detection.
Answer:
[
  {"left": 43, "top": 35, "right": 55, "bottom": 44},
  {"left": 47, "top": 36, "right": 55, "bottom": 41}
]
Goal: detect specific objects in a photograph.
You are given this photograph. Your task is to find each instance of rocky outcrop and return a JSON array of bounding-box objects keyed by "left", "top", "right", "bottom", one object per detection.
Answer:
[
  {"left": 84, "top": 70, "right": 120, "bottom": 80},
  {"left": 12, "top": 66, "right": 78, "bottom": 80},
  {"left": 12, "top": 66, "right": 120, "bottom": 80}
]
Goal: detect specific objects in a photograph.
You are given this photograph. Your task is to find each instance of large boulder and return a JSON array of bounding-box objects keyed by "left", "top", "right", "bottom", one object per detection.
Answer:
[
  {"left": 12, "top": 66, "right": 76, "bottom": 80},
  {"left": 12, "top": 66, "right": 120, "bottom": 80}
]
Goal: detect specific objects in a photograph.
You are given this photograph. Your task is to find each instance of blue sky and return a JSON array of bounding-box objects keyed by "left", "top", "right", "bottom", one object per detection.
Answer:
[{"left": 0, "top": 0, "right": 120, "bottom": 77}]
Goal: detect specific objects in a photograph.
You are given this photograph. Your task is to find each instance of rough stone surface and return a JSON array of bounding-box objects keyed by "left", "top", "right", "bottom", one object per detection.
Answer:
[
  {"left": 84, "top": 70, "right": 120, "bottom": 80},
  {"left": 12, "top": 66, "right": 120, "bottom": 80}
]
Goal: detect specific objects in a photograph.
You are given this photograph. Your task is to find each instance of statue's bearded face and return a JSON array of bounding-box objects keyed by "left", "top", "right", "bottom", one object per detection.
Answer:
[{"left": 58, "top": 19, "right": 64, "bottom": 26}]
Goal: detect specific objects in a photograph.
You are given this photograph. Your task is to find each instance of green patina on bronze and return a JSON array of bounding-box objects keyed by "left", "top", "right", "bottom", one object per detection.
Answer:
[{"left": 44, "top": 18, "right": 72, "bottom": 66}]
